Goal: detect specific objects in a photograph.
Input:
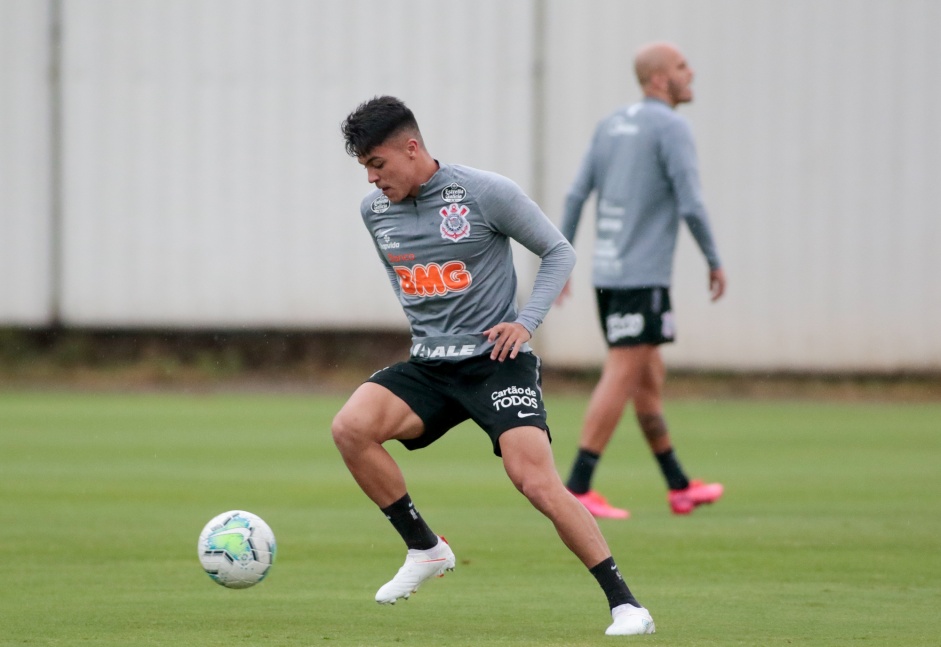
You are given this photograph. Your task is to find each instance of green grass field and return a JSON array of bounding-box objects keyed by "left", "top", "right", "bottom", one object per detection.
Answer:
[{"left": 2, "top": 390, "right": 939, "bottom": 646}]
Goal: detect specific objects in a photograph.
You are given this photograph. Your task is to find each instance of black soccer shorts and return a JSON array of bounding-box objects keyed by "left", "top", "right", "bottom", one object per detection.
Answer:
[
  {"left": 596, "top": 286, "right": 676, "bottom": 347},
  {"left": 366, "top": 351, "right": 550, "bottom": 457}
]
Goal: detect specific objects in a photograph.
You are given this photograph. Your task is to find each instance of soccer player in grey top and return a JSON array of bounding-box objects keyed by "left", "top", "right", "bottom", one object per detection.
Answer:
[
  {"left": 558, "top": 43, "right": 727, "bottom": 519},
  {"left": 332, "top": 96, "right": 655, "bottom": 635}
]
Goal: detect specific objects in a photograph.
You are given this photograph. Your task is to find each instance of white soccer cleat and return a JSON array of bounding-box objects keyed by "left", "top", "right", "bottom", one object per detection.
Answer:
[
  {"left": 375, "top": 536, "right": 455, "bottom": 604},
  {"left": 605, "top": 604, "right": 656, "bottom": 636}
]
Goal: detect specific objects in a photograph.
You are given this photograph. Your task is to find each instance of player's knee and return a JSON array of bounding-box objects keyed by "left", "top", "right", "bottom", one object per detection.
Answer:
[
  {"left": 330, "top": 414, "right": 349, "bottom": 451},
  {"left": 509, "top": 469, "right": 557, "bottom": 511},
  {"left": 604, "top": 360, "right": 636, "bottom": 386},
  {"left": 331, "top": 409, "right": 366, "bottom": 453}
]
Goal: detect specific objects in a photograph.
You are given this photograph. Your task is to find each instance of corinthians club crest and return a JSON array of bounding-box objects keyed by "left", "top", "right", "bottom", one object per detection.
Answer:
[{"left": 439, "top": 203, "right": 471, "bottom": 242}]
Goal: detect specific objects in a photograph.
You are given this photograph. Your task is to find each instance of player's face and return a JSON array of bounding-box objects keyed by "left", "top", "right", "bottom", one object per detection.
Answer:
[
  {"left": 665, "top": 53, "right": 695, "bottom": 105},
  {"left": 358, "top": 136, "right": 420, "bottom": 203}
]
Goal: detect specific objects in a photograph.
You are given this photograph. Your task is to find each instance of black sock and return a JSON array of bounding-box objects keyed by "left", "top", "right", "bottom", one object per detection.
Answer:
[
  {"left": 380, "top": 493, "right": 438, "bottom": 550},
  {"left": 566, "top": 448, "right": 600, "bottom": 494},
  {"left": 655, "top": 448, "right": 690, "bottom": 491},
  {"left": 589, "top": 557, "right": 641, "bottom": 609}
]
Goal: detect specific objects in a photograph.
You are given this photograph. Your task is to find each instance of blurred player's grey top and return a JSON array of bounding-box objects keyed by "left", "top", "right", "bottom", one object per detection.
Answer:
[
  {"left": 560, "top": 97, "right": 721, "bottom": 289},
  {"left": 360, "top": 163, "right": 575, "bottom": 362}
]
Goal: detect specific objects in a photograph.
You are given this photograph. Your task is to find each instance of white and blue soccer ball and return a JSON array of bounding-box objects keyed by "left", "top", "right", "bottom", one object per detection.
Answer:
[{"left": 197, "top": 510, "right": 276, "bottom": 589}]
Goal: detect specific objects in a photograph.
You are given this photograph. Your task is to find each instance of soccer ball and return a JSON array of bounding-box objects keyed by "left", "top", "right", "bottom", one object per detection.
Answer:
[{"left": 197, "top": 510, "right": 276, "bottom": 589}]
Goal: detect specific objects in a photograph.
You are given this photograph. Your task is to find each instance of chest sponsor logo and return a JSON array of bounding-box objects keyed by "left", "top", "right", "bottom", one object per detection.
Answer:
[
  {"left": 393, "top": 261, "right": 472, "bottom": 296},
  {"left": 598, "top": 200, "right": 626, "bottom": 217},
  {"left": 371, "top": 195, "right": 391, "bottom": 213},
  {"left": 375, "top": 227, "right": 399, "bottom": 250},
  {"left": 606, "top": 313, "right": 645, "bottom": 343},
  {"left": 491, "top": 386, "right": 540, "bottom": 412},
  {"left": 440, "top": 204, "right": 471, "bottom": 242},
  {"left": 607, "top": 114, "right": 639, "bottom": 136},
  {"left": 410, "top": 343, "right": 477, "bottom": 359},
  {"left": 441, "top": 183, "right": 467, "bottom": 203},
  {"left": 387, "top": 252, "right": 415, "bottom": 262},
  {"left": 609, "top": 122, "right": 639, "bottom": 136}
]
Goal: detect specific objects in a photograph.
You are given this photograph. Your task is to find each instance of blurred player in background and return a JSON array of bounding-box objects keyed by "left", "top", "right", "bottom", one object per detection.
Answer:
[
  {"left": 333, "top": 95, "right": 655, "bottom": 635},
  {"left": 557, "top": 42, "right": 727, "bottom": 519}
]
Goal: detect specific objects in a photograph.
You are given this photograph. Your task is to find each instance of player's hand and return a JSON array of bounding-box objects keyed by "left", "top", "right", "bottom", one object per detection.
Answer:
[
  {"left": 709, "top": 268, "right": 726, "bottom": 301},
  {"left": 484, "top": 322, "right": 532, "bottom": 362},
  {"left": 554, "top": 280, "right": 572, "bottom": 306}
]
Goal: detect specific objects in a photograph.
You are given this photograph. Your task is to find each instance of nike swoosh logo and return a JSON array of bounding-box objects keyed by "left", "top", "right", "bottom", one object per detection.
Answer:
[
  {"left": 376, "top": 227, "right": 396, "bottom": 238},
  {"left": 517, "top": 411, "right": 539, "bottom": 418}
]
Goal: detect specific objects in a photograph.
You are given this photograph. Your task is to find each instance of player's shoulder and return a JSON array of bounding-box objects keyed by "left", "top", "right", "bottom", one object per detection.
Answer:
[
  {"left": 634, "top": 98, "right": 686, "bottom": 126},
  {"left": 624, "top": 101, "right": 692, "bottom": 150},
  {"left": 599, "top": 102, "right": 636, "bottom": 124},
  {"left": 593, "top": 104, "right": 629, "bottom": 134},
  {"left": 445, "top": 163, "right": 522, "bottom": 198},
  {"left": 445, "top": 163, "right": 511, "bottom": 186},
  {"left": 594, "top": 100, "right": 677, "bottom": 139},
  {"left": 643, "top": 99, "right": 691, "bottom": 133}
]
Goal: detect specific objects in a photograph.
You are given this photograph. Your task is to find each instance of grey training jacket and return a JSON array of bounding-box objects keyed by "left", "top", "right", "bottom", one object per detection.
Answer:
[
  {"left": 560, "top": 97, "right": 721, "bottom": 289},
  {"left": 360, "top": 163, "right": 575, "bottom": 362}
]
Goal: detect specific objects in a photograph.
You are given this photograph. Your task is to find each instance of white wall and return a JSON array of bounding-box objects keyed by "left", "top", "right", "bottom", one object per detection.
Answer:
[
  {"left": 1, "top": 0, "right": 938, "bottom": 371},
  {"left": 57, "top": 0, "right": 536, "bottom": 328},
  {"left": 0, "top": 0, "right": 53, "bottom": 325},
  {"left": 537, "top": 0, "right": 941, "bottom": 371}
]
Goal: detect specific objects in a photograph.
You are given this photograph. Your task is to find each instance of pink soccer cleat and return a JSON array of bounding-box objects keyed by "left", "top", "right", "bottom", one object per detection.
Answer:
[
  {"left": 668, "top": 480, "right": 724, "bottom": 515},
  {"left": 571, "top": 490, "right": 630, "bottom": 519}
]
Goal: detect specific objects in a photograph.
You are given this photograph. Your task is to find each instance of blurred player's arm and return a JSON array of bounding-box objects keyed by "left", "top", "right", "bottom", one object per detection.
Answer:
[
  {"left": 555, "top": 129, "right": 600, "bottom": 305},
  {"left": 662, "top": 119, "right": 725, "bottom": 301}
]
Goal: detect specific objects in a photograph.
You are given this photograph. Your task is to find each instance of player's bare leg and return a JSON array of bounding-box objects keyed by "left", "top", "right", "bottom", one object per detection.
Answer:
[
  {"left": 632, "top": 347, "right": 724, "bottom": 514},
  {"left": 501, "top": 426, "right": 654, "bottom": 635},
  {"left": 578, "top": 346, "right": 653, "bottom": 454},
  {"left": 565, "top": 346, "right": 655, "bottom": 518},
  {"left": 633, "top": 346, "right": 671, "bottom": 454},
  {"left": 332, "top": 383, "right": 454, "bottom": 603},
  {"left": 332, "top": 382, "right": 422, "bottom": 507},
  {"left": 501, "top": 426, "right": 610, "bottom": 566}
]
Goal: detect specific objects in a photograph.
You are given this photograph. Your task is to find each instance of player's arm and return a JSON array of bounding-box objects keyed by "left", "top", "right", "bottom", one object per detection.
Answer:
[
  {"left": 559, "top": 128, "right": 602, "bottom": 240},
  {"left": 708, "top": 267, "right": 726, "bottom": 302},
  {"left": 661, "top": 119, "right": 724, "bottom": 299},
  {"left": 555, "top": 128, "right": 601, "bottom": 305},
  {"left": 482, "top": 176, "right": 576, "bottom": 360}
]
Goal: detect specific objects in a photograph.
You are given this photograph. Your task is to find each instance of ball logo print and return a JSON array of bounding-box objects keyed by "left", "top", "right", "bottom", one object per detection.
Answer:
[{"left": 197, "top": 510, "right": 276, "bottom": 589}]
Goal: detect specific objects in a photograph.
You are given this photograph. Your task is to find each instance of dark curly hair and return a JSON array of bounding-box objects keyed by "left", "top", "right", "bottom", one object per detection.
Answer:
[{"left": 341, "top": 95, "right": 422, "bottom": 158}]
